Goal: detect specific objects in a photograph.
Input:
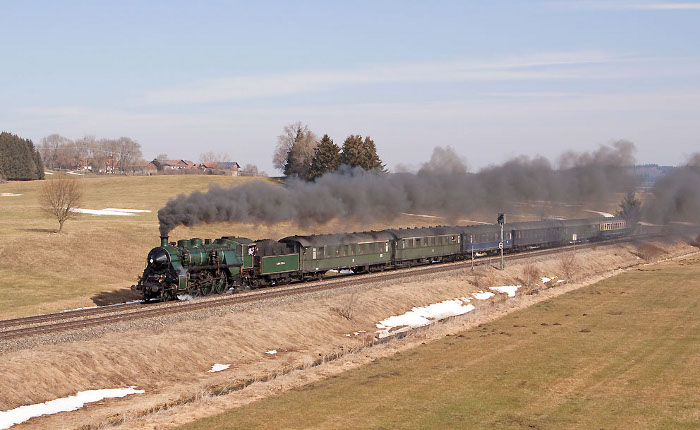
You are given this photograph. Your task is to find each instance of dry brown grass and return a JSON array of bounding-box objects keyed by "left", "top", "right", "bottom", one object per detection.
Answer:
[
  {"left": 2, "top": 239, "right": 696, "bottom": 429},
  {"left": 633, "top": 241, "right": 666, "bottom": 262}
]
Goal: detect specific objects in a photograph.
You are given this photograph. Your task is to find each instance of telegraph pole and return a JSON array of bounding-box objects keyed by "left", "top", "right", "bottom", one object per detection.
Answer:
[{"left": 498, "top": 213, "right": 505, "bottom": 270}]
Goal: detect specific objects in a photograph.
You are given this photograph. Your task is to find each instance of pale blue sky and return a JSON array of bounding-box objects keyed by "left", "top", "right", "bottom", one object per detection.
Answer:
[{"left": 2, "top": 0, "right": 699, "bottom": 172}]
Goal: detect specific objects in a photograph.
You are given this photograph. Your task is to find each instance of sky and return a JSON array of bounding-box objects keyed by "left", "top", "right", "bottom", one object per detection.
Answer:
[{"left": 2, "top": 0, "right": 699, "bottom": 173}]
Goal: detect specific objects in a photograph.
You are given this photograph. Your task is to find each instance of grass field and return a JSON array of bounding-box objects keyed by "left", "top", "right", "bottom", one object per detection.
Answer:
[
  {"left": 0, "top": 173, "right": 626, "bottom": 318},
  {"left": 182, "top": 254, "right": 700, "bottom": 430},
  {"left": 0, "top": 173, "right": 266, "bottom": 317}
]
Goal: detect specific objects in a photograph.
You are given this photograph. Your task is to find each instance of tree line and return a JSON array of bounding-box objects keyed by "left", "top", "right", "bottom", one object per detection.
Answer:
[
  {"left": 0, "top": 131, "right": 44, "bottom": 181},
  {"left": 273, "top": 122, "right": 385, "bottom": 181},
  {"left": 39, "top": 134, "right": 143, "bottom": 174}
]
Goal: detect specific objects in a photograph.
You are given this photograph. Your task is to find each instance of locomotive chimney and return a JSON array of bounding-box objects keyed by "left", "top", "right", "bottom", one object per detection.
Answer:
[{"left": 160, "top": 235, "right": 168, "bottom": 247}]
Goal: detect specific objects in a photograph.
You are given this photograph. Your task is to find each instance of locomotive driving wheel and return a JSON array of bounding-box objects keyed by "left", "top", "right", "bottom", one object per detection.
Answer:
[
  {"left": 197, "top": 272, "right": 214, "bottom": 296},
  {"left": 213, "top": 276, "right": 227, "bottom": 294}
]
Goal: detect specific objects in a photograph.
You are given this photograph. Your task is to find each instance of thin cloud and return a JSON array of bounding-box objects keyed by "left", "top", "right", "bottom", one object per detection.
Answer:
[{"left": 139, "top": 51, "right": 625, "bottom": 105}]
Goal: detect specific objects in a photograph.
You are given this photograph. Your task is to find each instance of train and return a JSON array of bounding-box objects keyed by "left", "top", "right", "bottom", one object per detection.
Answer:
[{"left": 132, "top": 216, "right": 636, "bottom": 301}]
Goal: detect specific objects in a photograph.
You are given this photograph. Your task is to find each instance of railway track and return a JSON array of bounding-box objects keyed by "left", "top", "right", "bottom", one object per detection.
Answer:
[{"left": 0, "top": 235, "right": 654, "bottom": 342}]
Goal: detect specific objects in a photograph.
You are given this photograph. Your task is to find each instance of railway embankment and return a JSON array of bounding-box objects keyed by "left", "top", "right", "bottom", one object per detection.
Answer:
[{"left": 0, "top": 238, "right": 697, "bottom": 429}]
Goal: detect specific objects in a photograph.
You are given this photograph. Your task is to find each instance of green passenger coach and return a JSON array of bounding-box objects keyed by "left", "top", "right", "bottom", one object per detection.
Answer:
[{"left": 280, "top": 231, "right": 394, "bottom": 274}]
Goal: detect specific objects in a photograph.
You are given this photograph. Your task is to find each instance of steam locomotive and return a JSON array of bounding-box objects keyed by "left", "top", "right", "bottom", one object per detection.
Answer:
[{"left": 132, "top": 217, "right": 632, "bottom": 301}]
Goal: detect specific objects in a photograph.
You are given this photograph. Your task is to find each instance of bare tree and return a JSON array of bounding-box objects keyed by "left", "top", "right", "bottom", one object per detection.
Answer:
[
  {"left": 199, "top": 151, "right": 231, "bottom": 163},
  {"left": 115, "top": 137, "right": 142, "bottom": 174},
  {"left": 239, "top": 163, "right": 260, "bottom": 176},
  {"left": 40, "top": 177, "right": 83, "bottom": 233},
  {"left": 273, "top": 122, "right": 318, "bottom": 177},
  {"left": 156, "top": 153, "right": 169, "bottom": 160},
  {"left": 39, "top": 134, "right": 72, "bottom": 169}
]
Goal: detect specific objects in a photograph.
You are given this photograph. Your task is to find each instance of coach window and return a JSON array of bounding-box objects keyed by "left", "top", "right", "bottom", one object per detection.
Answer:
[
  {"left": 318, "top": 247, "right": 325, "bottom": 258},
  {"left": 312, "top": 248, "right": 317, "bottom": 259}
]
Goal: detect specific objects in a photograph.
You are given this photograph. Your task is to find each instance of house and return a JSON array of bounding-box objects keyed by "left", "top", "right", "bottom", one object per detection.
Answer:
[
  {"left": 199, "top": 161, "right": 241, "bottom": 176},
  {"left": 152, "top": 159, "right": 195, "bottom": 171},
  {"left": 133, "top": 160, "right": 159, "bottom": 175},
  {"left": 218, "top": 161, "right": 240, "bottom": 176}
]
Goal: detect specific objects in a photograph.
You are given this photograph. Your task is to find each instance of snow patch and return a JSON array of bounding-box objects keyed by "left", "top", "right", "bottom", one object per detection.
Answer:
[
  {"left": 265, "top": 350, "right": 277, "bottom": 355},
  {"left": 70, "top": 208, "right": 151, "bottom": 216},
  {"left": 103, "top": 208, "right": 151, "bottom": 213},
  {"left": 0, "top": 193, "right": 21, "bottom": 197},
  {"left": 176, "top": 294, "right": 194, "bottom": 301},
  {"left": 375, "top": 299, "right": 475, "bottom": 339},
  {"left": 584, "top": 210, "right": 615, "bottom": 218},
  {"left": 44, "top": 171, "right": 53, "bottom": 175},
  {"left": 489, "top": 286, "right": 521, "bottom": 297},
  {"left": 328, "top": 269, "right": 354, "bottom": 275},
  {"left": 207, "top": 363, "right": 230, "bottom": 373},
  {"left": 71, "top": 208, "right": 135, "bottom": 216},
  {"left": 0, "top": 387, "right": 144, "bottom": 429},
  {"left": 472, "top": 291, "right": 495, "bottom": 300},
  {"left": 66, "top": 171, "right": 84, "bottom": 176}
]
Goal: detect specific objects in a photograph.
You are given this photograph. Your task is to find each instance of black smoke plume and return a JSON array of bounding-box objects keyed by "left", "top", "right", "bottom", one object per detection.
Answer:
[
  {"left": 644, "top": 153, "right": 700, "bottom": 224},
  {"left": 158, "top": 141, "right": 638, "bottom": 235}
]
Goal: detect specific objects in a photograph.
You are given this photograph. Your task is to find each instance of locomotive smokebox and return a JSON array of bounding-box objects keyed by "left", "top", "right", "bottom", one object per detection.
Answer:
[{"left": 160, "top": 235, "right": 168, "bottom": 247}]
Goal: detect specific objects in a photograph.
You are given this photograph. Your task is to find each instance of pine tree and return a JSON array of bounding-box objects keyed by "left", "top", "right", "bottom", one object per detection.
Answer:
[
  {"left": 340, "top": 135, "right": 364, "bottom": 168},
  {"left": 0, "top": 131, "right": 43, "bottom": 180},
  {"left": 340, "top": 134, "right": 385, "bottom": 172},
  {"left": 308, "top": 134, "right": 341, "bottom": 180},
  {"left": 360, "top": 136, "right": 385, "bottom": 171},
  {"left": 616, "top": 192, "right": 642, "bottom": 223}
]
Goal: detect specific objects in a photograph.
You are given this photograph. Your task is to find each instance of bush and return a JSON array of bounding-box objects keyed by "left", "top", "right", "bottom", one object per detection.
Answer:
[
  {"left": 521, "top": 264, "right": 540, "bottom": 287},
  {"left": 558, "top": 253, "right": 578, "bottom": 281}
]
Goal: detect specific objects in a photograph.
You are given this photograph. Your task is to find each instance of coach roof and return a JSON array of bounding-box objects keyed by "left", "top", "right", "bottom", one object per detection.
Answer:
[{"left": 280, "top": 231, "right": 394, "bottom": 247}]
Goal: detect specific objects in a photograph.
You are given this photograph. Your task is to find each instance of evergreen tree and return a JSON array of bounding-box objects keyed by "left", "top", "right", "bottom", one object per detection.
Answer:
[
  {"left": 0, "top": 132, "right": 43, "bottom": 180},
  {"left": 616, "top": 191, "right": 642, "bottom": 223},
  {"left": 340, "top": 134, "right": 385, "bottom": 172},
  {"left": 340, "top": 135, "right": 364, "bottom": 168},
  {"left": 308, "top": 134, "right": 341, "bottom": 180},
  {"left": 360, "top": 136, "right": 385, "bottom": 171}
]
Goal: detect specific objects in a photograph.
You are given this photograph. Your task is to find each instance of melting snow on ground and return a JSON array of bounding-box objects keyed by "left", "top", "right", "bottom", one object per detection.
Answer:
[
  {"left": 70, "top": 208, "right": 151, "bottom": 216},
  {"left": 0, "top": 193, "right": 21, "bottom": 197},
  {"left": 328, "top": 269, "right": 354, "bottom": 275},
  {"left": 489, "top": 286, "right": 521, "bottom": 297},
  {"left": 584, "top": 210, "right": 615, "bottom": 218},
  {"left": 265, "top": 350, "right": 277, "bottom": 355},
  {"left": 44, "top": 171, "right": 53, "bottom": 175},
  {"left": 472, "top": 291, "right": 495, "bottom": 300},
  {"left": 0, "top": 387, "right": 144, "bottom": 429},
  {"left": 176, "top": 294, "right": 194, "bottom": 301},
  {"left": 207, "top": 364, "right": 230, "bottom": 373},
  {"left": 375, "top": 298, "right": 475, "bottom": 339}
]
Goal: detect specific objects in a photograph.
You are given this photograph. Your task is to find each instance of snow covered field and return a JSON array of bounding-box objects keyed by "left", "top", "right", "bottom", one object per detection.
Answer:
[{"left": 0, "top": 387, "right": 144, "bottom": 429}]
